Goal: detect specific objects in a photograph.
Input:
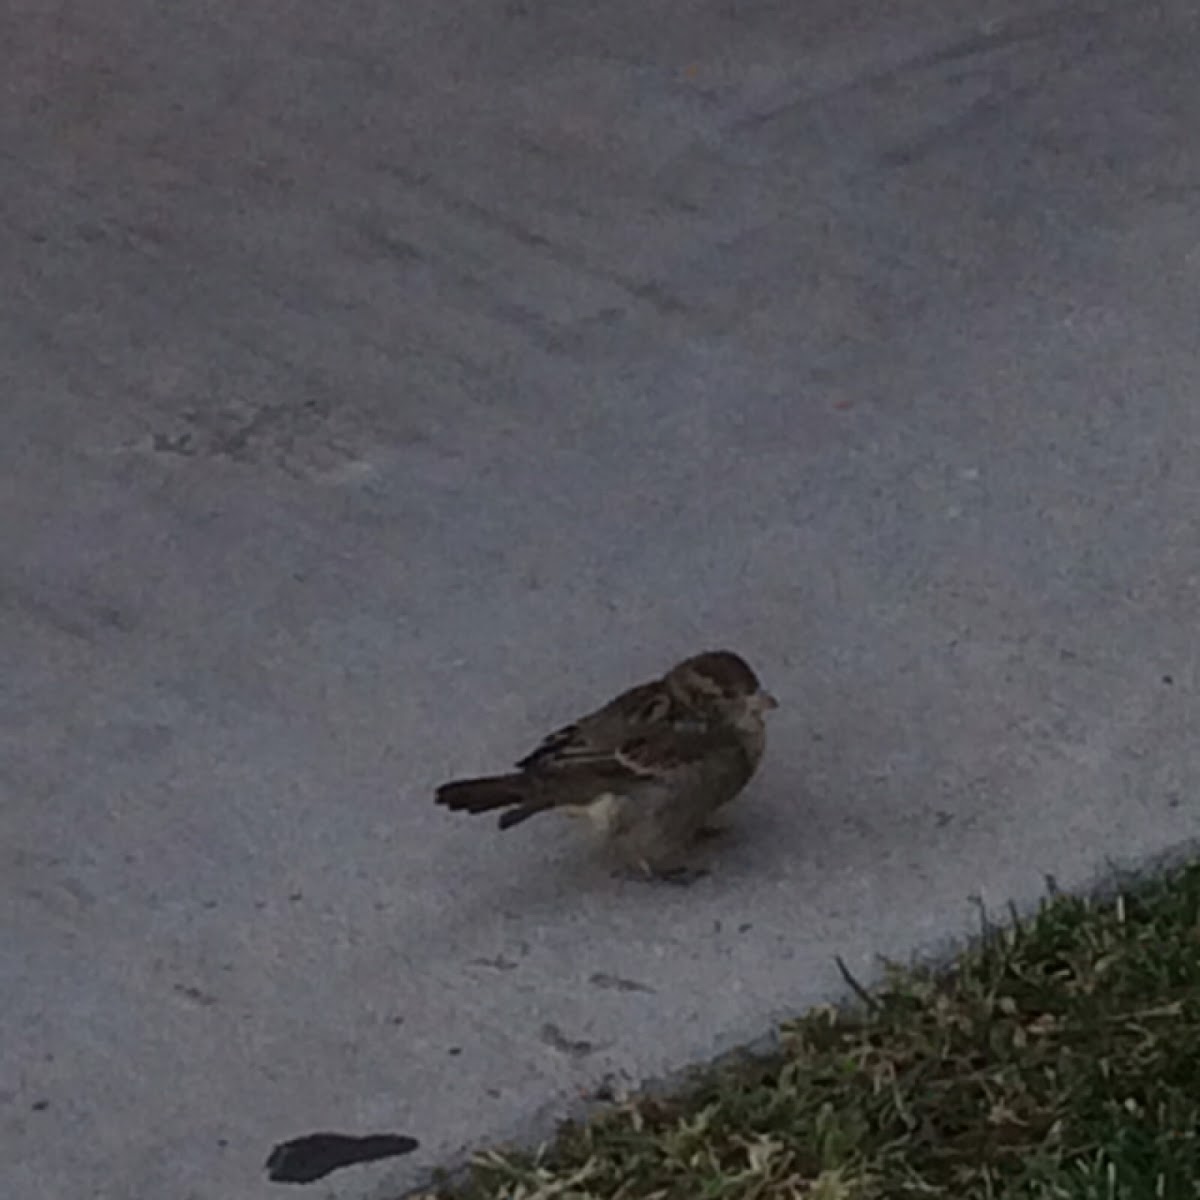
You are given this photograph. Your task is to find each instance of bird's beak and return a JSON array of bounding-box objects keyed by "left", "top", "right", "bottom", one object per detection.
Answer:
[{"left": 758, "top": 690, "right": 779, "bottom": 711}]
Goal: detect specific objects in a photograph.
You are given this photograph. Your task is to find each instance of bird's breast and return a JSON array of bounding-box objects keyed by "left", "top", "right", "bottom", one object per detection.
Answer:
[{"left": 564, "top": 791, "right": 624, "bottom": 834}]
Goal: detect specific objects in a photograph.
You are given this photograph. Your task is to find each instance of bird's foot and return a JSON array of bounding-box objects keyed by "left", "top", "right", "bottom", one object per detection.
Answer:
[
  {"left": 655, "top": 865, "right": 710, "bottom": 886},
  {"left": 613, "top": 862, "right": 710, "bottom": 886}
]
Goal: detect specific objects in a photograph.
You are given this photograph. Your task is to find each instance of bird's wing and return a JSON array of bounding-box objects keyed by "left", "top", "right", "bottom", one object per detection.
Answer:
[
  {"left": 610, "top": 723, "right": 737, "bottom": 780},
  {"left": 518, "top": 715, "right": 733, "bottom": 794},
  {"left": 515, "top": 680, "right": 676, "bottom": 772}
]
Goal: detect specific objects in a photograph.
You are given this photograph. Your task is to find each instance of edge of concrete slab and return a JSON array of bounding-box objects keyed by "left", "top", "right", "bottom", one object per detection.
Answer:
[{"left": 378, "top": 832, "right": 1200, "bottom": 1200}]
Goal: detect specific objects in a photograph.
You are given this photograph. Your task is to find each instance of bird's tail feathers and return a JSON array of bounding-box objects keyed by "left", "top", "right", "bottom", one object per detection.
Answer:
[
  {"left": 496, "top": 802, "right": 550, "bottom": 830},
  {"left": 436, "top": 774, "right": 526, "bottom": 814},
  {"left": 435, "top": 774, "right": 555, "bottom": 830}
]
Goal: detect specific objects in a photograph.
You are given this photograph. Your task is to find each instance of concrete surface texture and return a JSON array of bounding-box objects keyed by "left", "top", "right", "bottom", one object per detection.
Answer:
[{"left": 2, "top": 0, "right": 1199, "bottom": 1195}]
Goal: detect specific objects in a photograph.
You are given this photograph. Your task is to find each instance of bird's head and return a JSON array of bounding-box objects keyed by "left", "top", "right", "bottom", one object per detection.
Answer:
[{"left": 666, "top": 650, "right": 778, "bottom": 728}]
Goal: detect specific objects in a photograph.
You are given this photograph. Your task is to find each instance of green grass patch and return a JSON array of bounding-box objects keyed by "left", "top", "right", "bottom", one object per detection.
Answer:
[{"left": 420, "top": 861, "right": 1200, "bottom": 1199}]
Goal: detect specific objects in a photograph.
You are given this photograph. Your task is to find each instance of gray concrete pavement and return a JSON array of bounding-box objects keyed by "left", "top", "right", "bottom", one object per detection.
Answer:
[{"left": 3, "top": 0, "right": 1200, "bottom": 1195}]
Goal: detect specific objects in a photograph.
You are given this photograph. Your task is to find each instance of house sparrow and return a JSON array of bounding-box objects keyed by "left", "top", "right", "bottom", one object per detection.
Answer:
[{"left": 435, "top": 650, "right": 777, "bottom": 877}]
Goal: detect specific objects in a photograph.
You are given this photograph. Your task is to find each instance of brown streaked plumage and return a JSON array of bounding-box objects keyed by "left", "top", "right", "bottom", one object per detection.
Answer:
[{"left": 435, "top": 650, "right": 777, "bottom": 877}]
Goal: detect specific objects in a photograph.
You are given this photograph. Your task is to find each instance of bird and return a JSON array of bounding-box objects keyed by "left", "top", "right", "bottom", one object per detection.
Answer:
[{"left": 435, "top": 650, "right": 777, "bottom": 878}]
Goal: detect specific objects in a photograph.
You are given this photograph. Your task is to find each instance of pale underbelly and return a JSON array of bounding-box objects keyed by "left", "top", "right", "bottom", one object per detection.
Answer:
[{"left": 562, "top": 792, "right": 625, "bottom": 835}]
